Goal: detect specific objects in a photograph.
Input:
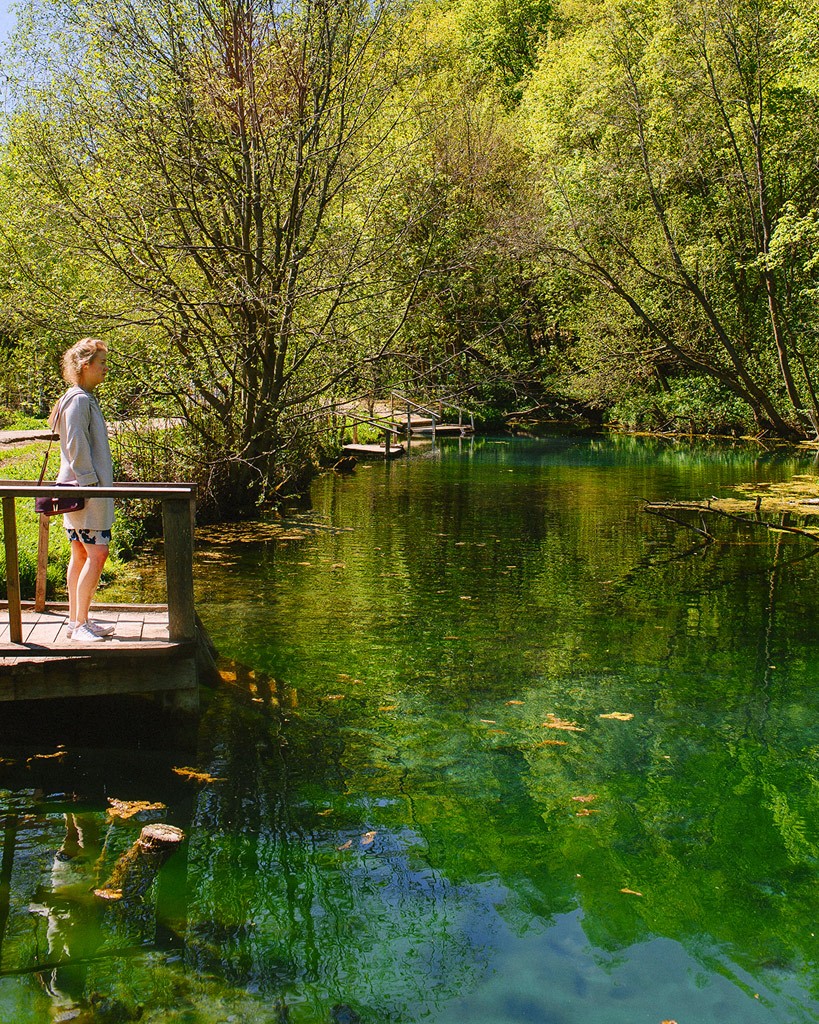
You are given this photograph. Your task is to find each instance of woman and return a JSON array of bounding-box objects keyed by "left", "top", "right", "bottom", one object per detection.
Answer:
[{"left": 50, "top": 339, "right": 116, "bottom": 643}]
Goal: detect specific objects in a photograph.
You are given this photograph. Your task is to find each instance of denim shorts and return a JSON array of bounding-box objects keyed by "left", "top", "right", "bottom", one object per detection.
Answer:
[{"left": 65, "top": 528, "right": 112, "bottom": 545}]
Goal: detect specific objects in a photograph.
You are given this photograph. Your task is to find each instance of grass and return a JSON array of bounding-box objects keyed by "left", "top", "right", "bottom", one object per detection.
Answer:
[
  {"left": 0, "top": 440, "right": 138, "bottom": 600},
  {"left": 0, "top": 413, "right": 50, "bottom": 431}
]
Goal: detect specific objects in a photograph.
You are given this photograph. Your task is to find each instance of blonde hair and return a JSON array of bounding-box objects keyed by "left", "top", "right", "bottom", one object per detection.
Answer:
[
  {"left": 61, "top": 337, "right": 107, "bottom": 385},
  {"left": 48, "top": 338, "right": 108, "bottom": 428}
]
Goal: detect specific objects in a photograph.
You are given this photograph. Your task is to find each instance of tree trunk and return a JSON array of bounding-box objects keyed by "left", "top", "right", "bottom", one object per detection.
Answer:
[{"left": 94, "top": 824, "right": 185, "bottom": 902}]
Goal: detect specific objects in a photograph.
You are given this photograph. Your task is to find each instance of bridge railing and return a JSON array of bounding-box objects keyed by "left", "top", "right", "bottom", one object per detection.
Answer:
[
  {"left": 389, "top": 391, "right": 475, "bottom": 437},
  {"left": 0, "top": 481, "right": 196, "bottom": 645}
]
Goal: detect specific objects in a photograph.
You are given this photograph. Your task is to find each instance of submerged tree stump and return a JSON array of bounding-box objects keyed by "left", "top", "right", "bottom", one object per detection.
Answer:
[{"left": 94, "top": 823, "right": 184, "bottom": 902}]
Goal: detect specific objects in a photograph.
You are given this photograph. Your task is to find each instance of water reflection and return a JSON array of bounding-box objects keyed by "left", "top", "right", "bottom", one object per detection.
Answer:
[{"left": 2, "top": 435, "right": 819, "bottom": 1022}]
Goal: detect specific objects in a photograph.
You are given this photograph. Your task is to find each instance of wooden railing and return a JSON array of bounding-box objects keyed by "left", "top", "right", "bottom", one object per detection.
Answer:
[
  {"left": 0, "top": 482, "right": 196, "bottom": 645},
  {"left": 389, "top": 391, "right": 475, "bottom": 438}
]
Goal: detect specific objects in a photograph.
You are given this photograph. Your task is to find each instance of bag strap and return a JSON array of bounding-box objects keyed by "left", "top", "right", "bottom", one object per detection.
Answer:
[{"left": 37, "top": 394, "right": 68, "bottom": 486}]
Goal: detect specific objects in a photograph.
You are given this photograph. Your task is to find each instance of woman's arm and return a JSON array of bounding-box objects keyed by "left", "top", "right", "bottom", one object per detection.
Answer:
[{"left": 61, "top": 395, "right": 99, "bottom": 485}]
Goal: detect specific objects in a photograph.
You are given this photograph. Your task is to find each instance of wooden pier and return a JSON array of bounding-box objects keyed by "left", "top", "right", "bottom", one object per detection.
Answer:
[
  {"left": 335, "top": 393, "right": 475, "bottom": 445},
  {"left": 0, "top": 481, "right": 215, "bottom": 710},
  {"left": 342, "top": 442, "right": 405, "bottom": 460}
]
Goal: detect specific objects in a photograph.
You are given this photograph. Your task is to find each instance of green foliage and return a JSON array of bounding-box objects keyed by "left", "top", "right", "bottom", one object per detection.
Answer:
[
  {"left": 1, "top": 0, "right": 819, "bottom": 463},
  {"left": 455, "top": 0, "right": 553, "bottom": 101},
  {"left": 0, "top": 441, "right": 133, "bottom": 598},
  {"left": 521, "top": 0, "right": 819, "bottom": 438},
  {"left": 2, "top": 0, "right": 429, "bottom": 512},
  {"left": 609, "top": 375, "right": 754, "bottom": 436},
  {"left": 0, "top": 410, "right": 49, "bottom": 430}
]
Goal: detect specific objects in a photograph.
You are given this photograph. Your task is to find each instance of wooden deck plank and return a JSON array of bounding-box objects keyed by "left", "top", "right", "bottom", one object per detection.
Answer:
[
  {"left": 113, "top": 620, "right": 144, "bottom": 640},
  {"left": 26, "top": 619, "right": 66, "bottom": 645},
  {"left": 0, "top": 638, "right": 195, "bottom": 660},
  {"left": 0, "top": 607, "right": 183, "bottom": 658},
  {"left": 342, "top": 443, "right": 405, "bottom": 459},
  {"left": 141, "top": 622, "right": 170, "bottom": 640}
]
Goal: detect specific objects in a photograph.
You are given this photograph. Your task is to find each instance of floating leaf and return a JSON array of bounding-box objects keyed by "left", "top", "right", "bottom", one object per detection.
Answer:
[
  {"left": 661, "top": 1020, "right": 678, "bottom": 1023},
  {"left": 317, "top": 808, "right": 334, "bottom": 817},
  {"left": 576, "top": 809, "right": 599, "bottom": 816},
  {"left": 107, "top": 798, "right": 167, "bottom": 822},
  {"left": 480, "top": 719, "right": 497, "bottom": 724},
  {"left": 379, "top": 705, "right": 398, "bottom": 712},
  {"left": 620, "top": 888, "right": 643, "bottom": 897},
  {"left": 26, "top": 750, "right": 67, "bottom": 765},
  {"left": 505, "top": 700, "right": 525, "bottom": 706},
  {"left": 571, "top": 795, "right": 597, "bottom": 803},
  {"left": 323, "top": 694, "right": 345, "bottom": 701},
  {"left": 94, "top": 887, "right": 123, "bottom": 901},
  {"left": 336, "top": 839, "right": 353, "bottom": 851},
  {"left": 543, "top": 714, "right": 584, "bottom": 732},
  {"left": 172, "top": 766, "right": 223, "bottom": 784},
  {"left": 361, "top": 831, "right": 377, "bottom": 845},
  {"left": 220, "top": 669, "right": 237, "bottom": 683},
  {"left": 599, "top": 712, "right": 634, "bottom": 721}
]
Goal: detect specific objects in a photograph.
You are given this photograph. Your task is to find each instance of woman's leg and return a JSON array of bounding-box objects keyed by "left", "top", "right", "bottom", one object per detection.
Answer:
[
  {"left": 75, "top": 544, "right": 110, "bottom": 624},
  {"left": 66, "top": 541, "right": 88, "bottom": 624}
]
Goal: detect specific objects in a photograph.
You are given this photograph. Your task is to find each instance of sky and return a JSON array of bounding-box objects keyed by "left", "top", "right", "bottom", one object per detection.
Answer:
[{"left": 0, "top": 1, "right": 14, "bottom": 43}]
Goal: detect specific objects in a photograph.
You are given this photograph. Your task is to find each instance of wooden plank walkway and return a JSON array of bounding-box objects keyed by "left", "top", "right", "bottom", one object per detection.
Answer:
[
  {"left": 0, "top": 604, "right": 202, "bottom": 706},
  {"left": 342, "top": 443, "right": 405, "bottom": 459},
  {"left": 0, "top": 481, "right": 208, "bottom": 708},
  {"left": 0, "top": 605, "right": 187, "bottom": 661}
]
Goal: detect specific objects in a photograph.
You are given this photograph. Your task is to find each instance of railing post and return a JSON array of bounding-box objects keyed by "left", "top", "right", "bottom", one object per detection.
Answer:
[
  {"left": 2, "top": 498, "right": 22, "bottom": 643},
  {"left": 35, "top": 513, "right": 50, "bottom": 612},
  {"left": 162, "top": 496, "right": 196, "bottom": 641},
  {"left": 384, "top": 428, "right": 391, "bottom": 458}
]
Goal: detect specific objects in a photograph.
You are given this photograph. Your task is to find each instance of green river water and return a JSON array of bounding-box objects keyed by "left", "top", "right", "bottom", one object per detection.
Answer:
[{"left": 2, "top": 433, "right": 819, "bottom": 1023}]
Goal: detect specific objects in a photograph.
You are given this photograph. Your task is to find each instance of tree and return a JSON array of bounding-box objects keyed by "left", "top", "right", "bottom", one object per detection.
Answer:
[
  {"left": 522, "top": 0, "right": 819, "bottom": 436},
  {"left": 6, "top": 0, "right": 423, "bottom": 510}
]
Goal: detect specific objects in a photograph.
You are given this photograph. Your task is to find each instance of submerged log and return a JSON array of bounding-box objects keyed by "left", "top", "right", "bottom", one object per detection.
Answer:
[{"left": 94, "top": 823, "right": 184, "bottom": 902}]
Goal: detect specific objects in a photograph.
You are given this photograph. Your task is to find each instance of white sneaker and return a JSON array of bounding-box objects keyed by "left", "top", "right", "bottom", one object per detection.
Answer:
[
  {"left": 70, "top": 622, "right": 105, "bottom": 643},
  {"left": 87, "top": 619, "right": 115, "bottom": 637},
  {"left": 66, "top": 619, "right": 115, "bottom": 639}
]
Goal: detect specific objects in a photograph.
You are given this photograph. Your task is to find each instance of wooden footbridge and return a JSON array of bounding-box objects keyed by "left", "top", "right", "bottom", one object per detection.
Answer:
[
  {"left": 339, "top": 392, "right": 474, "bottom": 460},
  {"left": 0, "top": 481, "right": 215, "bottom": 710}
]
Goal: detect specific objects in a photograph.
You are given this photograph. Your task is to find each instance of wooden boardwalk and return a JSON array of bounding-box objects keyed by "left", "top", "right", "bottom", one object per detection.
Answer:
[
  {"left": 0, "top": 481, "right": 211, "bottom": 709},
  {"left": 0, "top": 605, "right": 185, "bottom": 658},
  {"left": 0, "top": 604, "right": 204, "bottom": 706},
  {"left": 342, "top": 442, "right": 405, "bottom": 459}
]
